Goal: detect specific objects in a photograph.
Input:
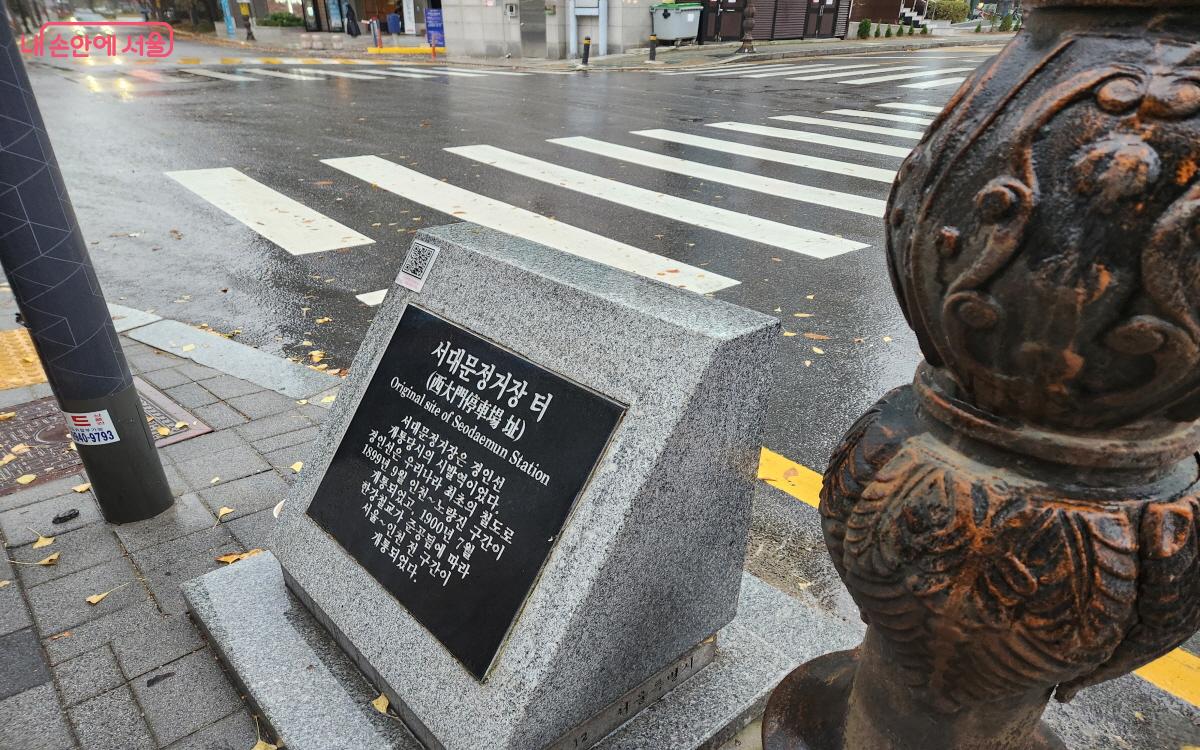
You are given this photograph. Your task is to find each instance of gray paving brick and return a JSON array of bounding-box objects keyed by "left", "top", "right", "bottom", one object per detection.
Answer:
[
  {"left": 42, "top": 600, "right": 160, "bottom": 666},
  {"left": 0, "top": 474, "right": 88, "bottom": 514},
  {"left": 111, "top": 494, "right": 214, "bottom": 553},
  {"left": 0, "top": 492, "right": 102, "bottom": 547},
  {"left": 191, "top": 402, "right": 248, "bottom": 431},
  {"left": 27, "top": 556, "right": 150, "bottom": 637},
  {"left": 162, "top": 463, "right": 191, "bottom": 496},
  {"left": 199, "top": 375, "right": 262, "bottom": 400},
  {"left": 69, "top": 684, "right": 156, "bottom": 750},
  {"left": 264, "top": 445, "right": 310, "bottom": 474},
  {"left": 127, "top": 350, "right": 182, "bottom": 374},
  {"left": 297, "top": 402, "right": 333, "bottom": 423},
  {"left": 140, "top": 367, "right": 191, "bottom": 390},
  {"left": 142, "top": 542, "right": 230, "bottom": 616},
  {"left": 251, "top": 425, "right": 319, "bottom": 455},
  {"left": 225, "top": 507, "right": 279, "bottom": 551},
  {"left": 0, "top": 383, "right": 53, "bottom": 410},
  {"left": 196, "top": 472, "right": 288, "bottom": 521},
  {"left": 164, "top": 382, "right": 220, "bottom": 410},
  {"left": 234, "top": 412, "right": 314, "bottom": 443},
  {"left": 0, "top": 554, "right": 33, "bottom": 637},
  {"left": 55, "top": 645, "right": 123, "bottom": 707},
  {"left": 226, "top": 390, "right": 295, "bottom": 420},
  {"left": 174, "top": 362, "right": 222, "bottom": 382},
  {"left": 131, "top": 649, "right": 243, "bottom": 746},
  {"left": 13, "top": 523, "right": 123, "bottom": 588},
  {"left": 160, "top": 429, "right": 251, "bottom": 464},
  {"left": 0, "top": 628, "right": 51, "bottom": 701},
  {"left": 163, "top": 708, "right": 258, "bottom": 750},
  {"left": 0, "top": 684, "right": 75, "bottom": 750},
  {"left": 174, "top": 449, "right": 271, "bottom": 490},
  {"left": 130, "top": 525, "right": 236, "bottom": 574},
  {"left": 111, "top": 614, "right": 205, "bottom": 681}
]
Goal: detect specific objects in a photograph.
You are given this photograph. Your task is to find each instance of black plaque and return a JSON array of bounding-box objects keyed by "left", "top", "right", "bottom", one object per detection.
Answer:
[{"left": 307, "top": 305, "right": 625, "bottom": 679}]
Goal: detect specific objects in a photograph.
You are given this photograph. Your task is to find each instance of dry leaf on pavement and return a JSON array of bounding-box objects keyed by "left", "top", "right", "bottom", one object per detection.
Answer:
[
  {"left": 156, "top": 427, "right": 171, "bottom": 437},
  {"left": 11, "top": 444, "right": 30, "bottom": 455},
  {"left": 309, "top": 350, "right": 325, "bottom": 363},
  {"left": 174, "top": 421, "right": 188, "bottom": 430},
  {"left": 793, "top": 313, "right": 813, "bottom": 318},
  {"left": 371, "top": 693, "right": 390, "bottom": 715},
  {"left": 315, "top": 317, "right": 332, "bottom": 324},
  {"left": 296, "top": 399, "right": 309, "bottom": 405},
  {"left": 883, "top": 336, "right": 893, "bottom": 343},
  {"left": 0, "top": 580, "right": 10, "bottom": 589},
  {"left": 0, "top": 412, "right": 14, "bottom": 421},
  {"left": 781, "top": 331, "right": 797, "bottom": 338},
  {"left": 181, "top": 344, "right": 196, "bottom": 352},
  {"left": 216, "top": 507, "right": 235, "bottom": 522},
  {"left": 0, "top": 454, "right": 15, "bottom": 467},
  {"left": 37, "top": 552, "right": 60, "bottom": 566},
  {"left": 803, "top": 333, "right": 831, "bottom": 341},
  {"left": 812, "top": 347, "right": 826, "bottom": 355},
  {"left": 16, "top": 474, "right": 36, "bottom": 485},
  {"left": 290, "top": 462, "right": 304, "bottom": 473},
  {"left": 210, "top": 477, "right": 221, "bottom": 485},
  {"left": 85, "top": 583, "right": 129, "bottom": 606},
  {"left": 31, "top": 531, "right": 54, "bottom": 549},
  {"left": 320, "top": 394, "right": 336, "bottom": 404},
  {"left": 251, "top": 740, "right": 279, "bottom": 750},
  {"left": 272, "top": 499, "right": 286, "bottom": 518},
  {"left": 215, "top": 549, "right": 265, "bottom": 565},
  {"left": 48, "top": 631, "right": 72, "bottom": 641},
  {"left": 72, "top": 483, "right": 91, "bottom": 493}
]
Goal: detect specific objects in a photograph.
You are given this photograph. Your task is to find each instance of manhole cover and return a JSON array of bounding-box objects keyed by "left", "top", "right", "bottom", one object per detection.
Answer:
[{"left": 0, "top": 378, "right": 211, "bottom": 496}]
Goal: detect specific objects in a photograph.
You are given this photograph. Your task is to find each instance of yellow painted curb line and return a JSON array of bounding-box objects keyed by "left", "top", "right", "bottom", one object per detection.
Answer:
[
  {"left": 366, "top": 46, "right": 446, "bottom": 54},
  {"left": 754, "top": 445, "right": 1199, "bottom": 710}
]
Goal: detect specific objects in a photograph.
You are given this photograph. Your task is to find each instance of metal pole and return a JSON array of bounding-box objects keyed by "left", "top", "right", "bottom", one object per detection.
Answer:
[
  {"left": 648, "top": 33, "right": 656, "bottom": 61},
  {"left": 581, "top": 34, "right": 590, "bottom": 64},
  {"left": 0, "top": 22, "right": 172, "bottom": 524}
]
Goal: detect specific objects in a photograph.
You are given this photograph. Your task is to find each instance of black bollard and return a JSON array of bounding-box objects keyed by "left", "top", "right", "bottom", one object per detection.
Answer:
[
  {"left": 581, "top": 35, "right": 591, "bottom": 65},
  {"left": 0, "top": 22, "right": 173, "bottom": 524},
  {"left": 649, "top": 34, "right": 657, "bottom": 61}
]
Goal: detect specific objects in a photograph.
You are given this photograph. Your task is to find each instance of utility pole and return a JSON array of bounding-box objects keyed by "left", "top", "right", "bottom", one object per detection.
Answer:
[{"left": 0, "top": 23, "right": 173, "bottom": 524}]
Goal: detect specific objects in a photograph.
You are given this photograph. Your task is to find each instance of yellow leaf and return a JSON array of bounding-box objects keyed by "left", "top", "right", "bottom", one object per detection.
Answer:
[
  {"left": 883, "top": 336, "right": 893, "bottom": 343},
  {"left": 301, "top": 340, "right": 313, "bottom": 347},
  {"left": 309, "top": 350, "right": 325, "bottom": 363},
  {"left": 812, "top": 347, "right": 826, "bottom": 355},
  {"left": 37, "top": 552, "right": 60, "bottom": 566},
  {"left": 217, "top": 507, "right": 235, "bottom": 521},
  {"left": 48, "top": 630, "right": 72, "bottom": 641},
  {"left": 0, "top": 412, "right": 14, "bottom": 421},
  {"left": 16, "top": 474, "right": 36, "bottom": 485},
  {"left": 371, "top": 693, "right": 390, "bottom": 714},
  {"left": 67, "top": 442, "right": 77, "bottom": 452},
  {"left": 11, "top": 443, "right": 30, "bottom": 455},
  {"left": 315, "top": 317, "right": 332, "bottom": 324},
  {"left": 290, "top": 461, "right": 304, "bottom": 473},
  {"left": 781, "top": 331, "right": 797, "bottom": 337},
  {"left": 793, "top": 313, "right": 813, "bottom": 318},
  {"left": 804, "top": 360, "right": 812, "bottom": 367},
  {"left": 174, "top": 421, "right": 188, "bottom": 430},
  {"left": 803, "top": 333, "right": 831, "bottom": 341},
  {"left": 296, "top": 400, "right": 309, "bottom": 405},
  {"left": 0, "top": 579, "right": 10, "bottom": 588},
  {"left": 0, "top": 454, "right": 15, "bottom": 466},
  {"left": 215, "top": 552, "right": 243, "bottom": 564},
  {"left": 210, "top": 477, "right": 221, "bottom": 485},
  {"left": 272, "top": 499, "right": 286, "bottom": 518},
  {"left": 181, "top": 344, "right": 196, "bottom": 352},
  {"left": 86, "top": 591, "right": 111, "bottom": 605},
  {"left": 312, "top": 363, "right": 329, "bottom": 371},
  {"left": 251, "top": 740, "right": 279, "bottom": 750},
  {"left": 72, "top": 483, "right": 91, "bottom": 493},
  {"left": 320, "top": 395, "right": 336, "bottom": 404},
  {"left": 806, "top": 294, "right": 815, "bottom": 300},
  {"left": 32, "top": 533, "right": 54, "bottom": 549},
  {"left": 156, "top": 427, "right": 171, "bottom": 437}
]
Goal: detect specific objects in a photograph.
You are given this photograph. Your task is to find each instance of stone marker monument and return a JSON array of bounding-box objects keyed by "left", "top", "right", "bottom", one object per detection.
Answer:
[{"left": 185, "top": 223, "right": 789, "bottom": 749}]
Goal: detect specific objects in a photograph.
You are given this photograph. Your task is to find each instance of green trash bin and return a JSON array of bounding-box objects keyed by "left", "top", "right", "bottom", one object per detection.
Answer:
[{"left": 651, "top": 2, "right": 702, "bottom": 42}]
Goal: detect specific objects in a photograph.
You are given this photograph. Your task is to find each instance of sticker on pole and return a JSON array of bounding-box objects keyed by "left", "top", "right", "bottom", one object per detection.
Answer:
[
  {"left": 397, "top": 240, "right": 440, "bottom": 293},
  {"left": 64, "top": 410, "right": 121, "bottom": 446}
]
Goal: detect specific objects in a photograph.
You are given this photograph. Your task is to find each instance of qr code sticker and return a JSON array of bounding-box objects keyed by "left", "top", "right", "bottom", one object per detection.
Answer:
[{"left": 398, "top": 240, "right": 440, "bottom": 293}]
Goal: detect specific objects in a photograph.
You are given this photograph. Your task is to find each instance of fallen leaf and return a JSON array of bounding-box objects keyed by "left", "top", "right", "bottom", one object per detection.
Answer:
[
  {"left": 793, "top": 313, "right": 813, "bottom": 318},
  {"left": 11, "top": 443, "right": 30, "bottom": 455},
  {"left": 16, "top": 474, "right": 36, "bottom": 485},
  {"left": 37, "top": 552, "right": 61, "bottom": 566},
  {"left": 315, "top": 317, "right": 332, "bottom": 324},
  {"left": 312, "top": 179, "right": 334, "bottom": 186},
  {"left": 0, "top": 579, "right": 10, "bottom": 588},
  {"left": 320, "top": 394, "right": 336, "bottom": 404},
  {"left": 146, "top": 416, "right": 155, "bottom": 423},
  {"left": 169, "top": 229, "right": 183, "bottom": 240},
  {"left": 174, "top": 421, "right": 188, "bottom": 430},
  {"left": 301, "top": 340, "right": 313, "bottom": 347},
  {"left": 853, "top": 337, "right": 865, "bottom": 344},
  {"left": 272, "top": 499, "right": 286, "bottom": 518},
  {"left": 181, "top": 344, "right": 196, "bottom": 352},
  {"left": 309, "top": 350, "right": 325, "bottom": 363},
  {"left": 0, "top": 412, "right": 14, "bottom": 421},
  {"left": 215, "top": 548, "right": 265, "bottom": 565},
  {"left": 806, "top": 294, "right": 815, "bottom": 300},
  {"left": 882, "top": 336, "right": 893, "bottom": 343},
  {"left": 217, "top": 506, "right": 235, "bottom": 522},
  {"left": 72, "top": 483, "right": 91, "bottom": 493},
  {"left": 210, "top": 477, "right": 221, "bottom": 485},
  {"left": 85, "top": 582, "right": 129, "bottom": 606},
  {"left": 296, "top": 399, "right": 309, "bottom": 405},
  {"left": 48, "top": 630, "right": 72, "bottom": 640},
  {"left": 803, "top": 333, "right": 831, "bottom": 341},
  {"left": 0, "top": 454, "right": 15, "bottom": 466},
  {"left": 290, "top": 461, "right": 304, "bottom": 473},
  {"left": 372, "top": 693, "right": 390, "bottom": 714},
  {"left": 251, "top": 740, "right": 279, "bottom": 750},
  {"left": 67, "top": 442, "right": 76, "bottom": 452},
  {"left": 812, "top": 347, "right": 826, "bottom": 355},
  {"left": 781, "top": 331, "right": 797, "bottom": 337},
  {"left": 804, "top": 360, "right": 812, "bottom": 367},
  {"left": 773, "top": 307, "right": 782, "bottom": 313},
  {"left": 156, "top": 427, "right": 170, "bottom": 437},
  {"left": 311, "top": 363, "right": 329, "bottom": 371},
  {"left": 31, "top": 531, "right": 54, "bottom": 549}
]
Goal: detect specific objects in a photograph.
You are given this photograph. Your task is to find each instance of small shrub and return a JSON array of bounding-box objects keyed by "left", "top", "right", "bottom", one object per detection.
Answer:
[
  {"left": 885, "top": 24, "right": 894, "bottom": 37},
  {"left": 974, "top": 21, "right": 982, "bottom": 32},
  {"left": 998, "top": 13, "right": 1013, "bottom": 31},
  {"left": 258, "top": 11, "right": 303, "bottom": 26},
  {"left": 920, "top": 25, "right": 929, "bottom": 34},
  {"left": 874, "top": 24, "right": 881, "bottom": 37},
  {"left": 857, "top": 18, "right": 872, "bottom": 38},
  {"left": 908, "top": 24, "right": 915, "bottom": 35},
  {"left": 927, "top": 0, "right": 968, "bottom": 23}
]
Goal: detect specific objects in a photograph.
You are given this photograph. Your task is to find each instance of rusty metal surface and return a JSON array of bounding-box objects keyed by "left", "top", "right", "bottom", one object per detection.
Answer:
[
  {"left": 765, "top": 5, "right": 1200, "bottom": 749},
  {"left": 0, "top": 380, "right": 210, "bottom": 496}
]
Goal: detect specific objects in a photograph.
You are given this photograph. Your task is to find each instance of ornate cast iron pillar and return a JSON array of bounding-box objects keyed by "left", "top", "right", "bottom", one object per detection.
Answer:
[
  {"left": 737, "top": 0, "right": 756, "bottom": 53},
  {"left": 763, "top": 2, "right": 1200, "bottom": 748}
]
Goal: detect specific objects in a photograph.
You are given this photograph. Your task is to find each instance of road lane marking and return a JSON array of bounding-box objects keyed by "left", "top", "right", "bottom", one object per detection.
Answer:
[
  {"left": 879, "top": 102, "right": 944, "bottom": 114},
  {"left": 707, "top": 122, "right": 914, "bottom": 159},
  {"left": 825, "top": 108, "right": 934, "bottom": 126},
  {"left": 902, "top": 76, "right": 968, "bottom": 89},
  {"left": 239, "top": 69, "right": 322, "bottom": 81},
  {"left": 550, "top": 136, "right": 887, "bottom": 217},
  {"left": 390, "top": 66, "right": 485, "bottom": 77},
  {"left": 708, "top": 64, "right": 841, "bottom": 79},
  {"left": 304, "top": 69, "right": 387, "bottom": 80},
  {"left": 357, "top": 290, "right": 388, "bottom": 306},
  {"left": 789, "top": 65, "right": 921, "bottom": 81},
  {"left": 322, "top": 155, "right": 738, "bottom": 293},
  {"left": 446, "top": 144, "right": 867, "bottom": 259},
  {"left": 757, "top": 447, "right": 821, "bottom": 508},
  {"left": 165, "top": 168, "right": 374, "bottom": 256},
  {"left": 771, "top": 115, "right": 925, "bottom": 140},
  {"left": 1135, "top": 648, "right": 1200, "bottom": 708},
  {"left": 357, "top": 69, "right": 435, "bottom": 78},
  {"left": 739, "top": 63, "right": 886, "bottom": 79},
  {"left": 632, "top": 129, "right": 897, "bottom": 184},
  {"left": 847, "top": 67, "right": 975, "bottom": 84},
  {"left": 659, "top": 61, "right": 787, "bottom": 75},
  {"left": 185, "top": 69, "right": 260, "bottom": 82},
  {"left": 432, "top": 66, "right": 531, "bottom": 76}
]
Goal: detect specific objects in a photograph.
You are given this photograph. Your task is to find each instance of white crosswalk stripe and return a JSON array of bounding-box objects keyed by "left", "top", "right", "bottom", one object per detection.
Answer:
[
  {"left": 902, "top": 76, "right": 968, "bottom": 89},
  {"left": 847, "top": 67, "right": 975, "bottom": 85},
  {"left": 390, "top": 66, "right": 485, "bottom": 77},
  {"left": 788, "top": 65, "right": 920, "bottom": 81},
  {"left": 825, "top": 109, "right": 934, "bottom": 126},
  {"left": 431, "top": 66, "right": 532, "bottom": 76},
  {"left": 878, "top": 103, "right": 944, "bottom": 114},
  {"left": 166, "top": 168, "right": 375, "bottom": 256},
  {"left": 356, "top": 69, "right": 435, "bottom": 78},
  {"left": 240, "top": 69, "right": 322, "bottom": 81},
  {"left": 701, "top": 64, "right": 839, "bottom": 79},
  {"left": 658, "top": 61, "right": 793, "bottom": 75},
  {"left": 323, "top": 155, "right": 739, "bottom": 293},
  {"left": 186, "top": 69, "right": 260, "bottom": 81},
  {"left": 707, "top": 122, "right": 913, "bottom": 159},
  {"left": 770, "top": 115, "right": 924, "bottom": 140},
  {"left": 631, "top": 129, "right": 897, "bottom": 184},
  {"left": 550, "top": 136, "right": 887, "bottom": 217},
  {"left": 445, "top": 145, "right": 866, "bottom": 259},
  {"left": 306, "top": 69, "right": 388, "bottom": 80}
]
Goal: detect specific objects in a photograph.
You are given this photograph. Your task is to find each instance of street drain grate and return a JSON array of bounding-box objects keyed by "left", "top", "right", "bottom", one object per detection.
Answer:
[{"left": 0, "top": 378, "right": 211, "bottom": 496}]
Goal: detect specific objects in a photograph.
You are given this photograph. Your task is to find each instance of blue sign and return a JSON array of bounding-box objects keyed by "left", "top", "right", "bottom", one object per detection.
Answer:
[
  {"left": 425, "top": 8, "right": 444, "bottom": 47},
  {"left": 219, "top": 0, "right": 236, "bottom": 37}
]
